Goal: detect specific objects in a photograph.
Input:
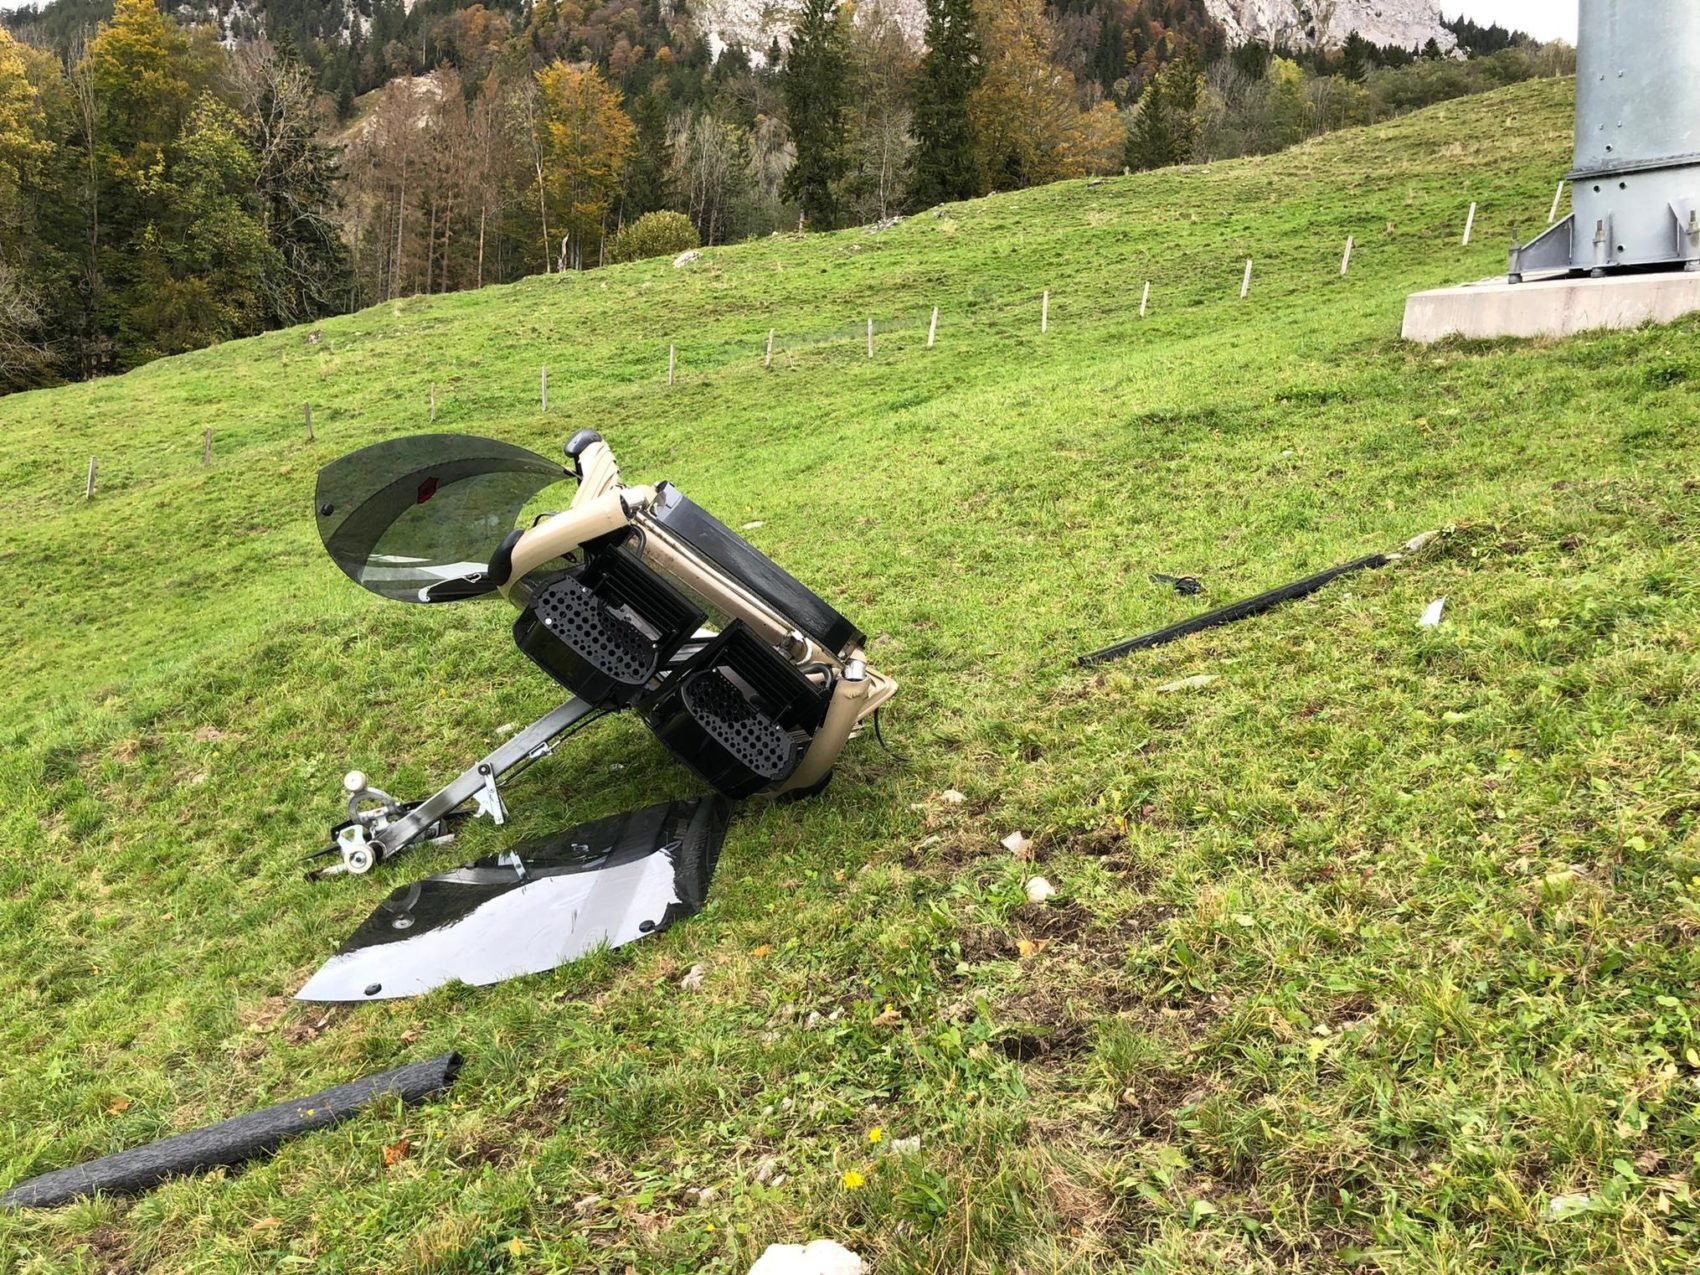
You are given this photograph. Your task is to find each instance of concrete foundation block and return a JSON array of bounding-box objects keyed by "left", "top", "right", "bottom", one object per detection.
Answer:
[{"left": 1402, "top": 272, "right": 1700, "bottom": 343}]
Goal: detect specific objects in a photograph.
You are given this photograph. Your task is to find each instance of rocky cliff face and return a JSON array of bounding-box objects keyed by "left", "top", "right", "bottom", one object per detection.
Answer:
[
  {"left": 1203, "top": 0, "right": 1456, "bottom": 51},
  {"left": 689, "top": 0, "right": 926, "bottom": 61}
]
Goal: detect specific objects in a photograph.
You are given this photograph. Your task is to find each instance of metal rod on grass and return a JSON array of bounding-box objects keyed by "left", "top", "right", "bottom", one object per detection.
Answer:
[
  {"left": 668, "top": 345, "right": 676, "bottom": 384},
  {"left": 927, "top": 307, "right": 938, "bottom": 348},
  {"left": 1462, "top": 202, "right": 1477, "bottom": 246},
  {"left": 1140, "top": 281, "right": 1150, "bottom": 318},
  {"left": 1549, "top": 182, "right": 1565, "bottom": 225},
  {"left": 1240, "top": 259, "right": 1253, "bottom": 299},
  {"left": 1341, "top": 235, "right": 1354, "bottom": 276},
  {"left": 85, "top": 456, "right": 96, "bottom": 500},
  {"left": 540, "top": 366, "right": 548, "bottom": 412},
  {"left": 866, "top": 319, "right": 874, "bottom": 358}
]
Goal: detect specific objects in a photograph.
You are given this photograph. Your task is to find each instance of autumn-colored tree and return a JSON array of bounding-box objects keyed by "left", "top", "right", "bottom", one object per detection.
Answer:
[
  {"left": 536, "top": 61, "right": 635, "bottom": 268},
  {"left": 969, "top": 0, "right": 1084, "bottom": 190},
  {"left": 0, "top": 27, "right": 48, "bottom": 243}
]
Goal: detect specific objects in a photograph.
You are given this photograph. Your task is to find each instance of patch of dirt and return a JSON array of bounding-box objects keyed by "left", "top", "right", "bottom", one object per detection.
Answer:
[
  {"left": 1113, "top": 1070, "right": 1211, "bottom": 1138},
  {"left": 1012, "top": 900, "right": 1091, "bottom": 944},
  {"left": 86, "top": 1225, "right": 133, "bottom": 1274},
  {"left": 283, "top": 1004, "right": 352, "bottom": 1045},
  {"left": 993, "top": 1021, "right": 1087, "bottom": 1063},
  {"left": 957, "top": 925, "right": 1018, "bottom": 963}
]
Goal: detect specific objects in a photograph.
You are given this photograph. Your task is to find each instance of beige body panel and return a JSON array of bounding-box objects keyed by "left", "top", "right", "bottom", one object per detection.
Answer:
[{"left": 498, "top": 437, "right": 893, "bottom": 793}]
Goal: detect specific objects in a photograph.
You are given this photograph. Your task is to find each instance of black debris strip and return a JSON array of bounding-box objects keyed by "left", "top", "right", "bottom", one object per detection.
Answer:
[
  {"left": 2, "top": 1053, "right": 461, "bottom": 1209},
  {"left": 1081, "top": 551, "right": 1407, "bottom": 667}
]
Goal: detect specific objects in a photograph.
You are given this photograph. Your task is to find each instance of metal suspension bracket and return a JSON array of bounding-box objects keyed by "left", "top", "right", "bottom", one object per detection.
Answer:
[{"left": 304, "top": 697, "right": 602, "bottom": 880}]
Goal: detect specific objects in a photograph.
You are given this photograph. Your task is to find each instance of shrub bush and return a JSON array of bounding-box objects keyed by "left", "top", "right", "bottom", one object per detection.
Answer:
[{"left": 609, "top": 211, "right": 701, "bottom": 264}]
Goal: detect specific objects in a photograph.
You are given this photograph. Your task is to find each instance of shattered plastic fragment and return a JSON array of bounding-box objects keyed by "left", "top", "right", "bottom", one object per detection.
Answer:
[
  {"left": 681, "top": 964, "right": 706, "bottom": 990},
  {"left": 1001, "top": 831, "right": 1032, "bottom": 858},
  {"left": 1420, "top": 597, "right": 1448, "bottom": 628},
  {"left": 1024, "top": 876, "right": 1057, "bottom": 903},
  {"left": 296, "top": 799, "right": 730, "bottom": 1001}
]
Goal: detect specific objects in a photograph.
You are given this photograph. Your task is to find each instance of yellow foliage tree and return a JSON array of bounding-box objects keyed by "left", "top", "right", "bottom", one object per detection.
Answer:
[
  {"left": 969, "top": 0, "right": 1112, "bottom": 190},
  {"left": 535, "top": 62, "right": 635, "bottom": 268},
  {"left": 0, "top": 28, "right": 47, "bottom": 234}
]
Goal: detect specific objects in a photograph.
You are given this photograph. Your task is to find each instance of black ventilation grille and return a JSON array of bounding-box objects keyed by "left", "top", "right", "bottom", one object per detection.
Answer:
[
  {"left": 513, "top": 548, "right": 706, "bottom": 708},
  {"left": 680, "top": 670, "right": 798, "bottom": 781}
]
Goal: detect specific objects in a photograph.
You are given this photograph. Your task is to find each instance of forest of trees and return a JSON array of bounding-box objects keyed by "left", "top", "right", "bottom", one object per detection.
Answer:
[{"left": 0, "top": 0, "right": 1572, "bottom": 391}]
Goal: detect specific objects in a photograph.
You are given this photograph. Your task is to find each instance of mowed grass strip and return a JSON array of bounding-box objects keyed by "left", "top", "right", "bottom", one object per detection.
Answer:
[{"left": 3, "top": 76, "right": 1700, "bottom": 1272}]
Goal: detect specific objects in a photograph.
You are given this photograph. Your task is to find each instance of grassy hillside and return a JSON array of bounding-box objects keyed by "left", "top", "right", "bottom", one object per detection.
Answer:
[{"left": 4, "top": 75, "right": 1699, "bottom": 1273}]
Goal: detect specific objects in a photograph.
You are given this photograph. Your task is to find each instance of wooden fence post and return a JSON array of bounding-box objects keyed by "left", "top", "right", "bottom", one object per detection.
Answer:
[
  {"left": 1340, "top": 235, "right": 1354, "bottom": 276},
  {"left": 927, "top": 307, "right": 938, "bottom": 348},
  {"left": 85, "top": 456, "right": 97, "bottom": 500},
  {"left": 1462, "top": 202, "right": 1477, "bottom": 246},
  {"left": 1240, "top": 259, "right": 1254, "bottom": 299},
  {"left": 202, "top": 428, "right": 212, "bottom": 467},
  {"left": 304, "top": 402, "right": 314, "bottom": 441}
]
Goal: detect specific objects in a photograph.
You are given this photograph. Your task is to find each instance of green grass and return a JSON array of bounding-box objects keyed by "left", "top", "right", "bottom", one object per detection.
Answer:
[{"left": 3, "top": 75, "right": 1699, "bottom": 1272}]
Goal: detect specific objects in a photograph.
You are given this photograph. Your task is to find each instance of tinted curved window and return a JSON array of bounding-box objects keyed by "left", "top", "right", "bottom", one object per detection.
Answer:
[{"left": 315, "top": 434, "right": 565, "bottom": 603}]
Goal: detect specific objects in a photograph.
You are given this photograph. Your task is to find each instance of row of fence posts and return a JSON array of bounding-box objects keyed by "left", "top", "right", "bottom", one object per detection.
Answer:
[{"left": 81, "top": 200, "right": 1515, "bottom": 500}]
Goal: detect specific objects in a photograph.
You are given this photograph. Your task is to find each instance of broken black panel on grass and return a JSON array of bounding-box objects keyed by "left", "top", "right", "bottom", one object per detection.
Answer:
[
  {"left": 296, "top": 797, "right": 731, "bottom": 1001},
  {"left": 1081, "top": 554, "right": 1391, "bottom": 666}
]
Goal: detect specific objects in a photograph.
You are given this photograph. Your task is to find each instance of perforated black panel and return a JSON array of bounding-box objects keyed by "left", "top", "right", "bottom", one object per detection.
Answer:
[
  {"left": 534, "top": 576, "right": 654, "bottom": 685},
  {"left": 680, "top": 670, "right": 798, "bottom": 781}
]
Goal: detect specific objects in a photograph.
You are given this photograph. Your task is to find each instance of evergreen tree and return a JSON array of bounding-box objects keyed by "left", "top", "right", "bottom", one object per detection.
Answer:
[
  {"left": 779, "top": 0, "right": 849, "bottom": 229},
  {"left": 910, "top": 0, "right": 981, "bottom": 208},
  {"left": 1341, "top": 31, "right": 1373, "bottom": 82},
  {"left": 1125, "top": 52, "right": 1201, "bottom": 171}
]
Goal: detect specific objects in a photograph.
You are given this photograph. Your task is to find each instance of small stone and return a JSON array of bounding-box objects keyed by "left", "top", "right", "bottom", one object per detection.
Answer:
[
  {"left": 940, "top": 789, "right": 966, "bottom": 805},
  {"left": 1002, "top": 831, "right": 1033, "bottom": 858},
  {"left": 1024, "top": 876, "right": 1057, "bottom": 903},
  {"left": 805, "top": 1010, "right": 823, "bottom": 1029},
  {"left": 747, "top": 1239, "right": 865, "bottom": 1275},
  {"left": 673, "top": 249, "right": 701, "bottom": 268},
  {"left": 680, "top": 964, "right": 705, "bottom": 990},
  {"left": 883, "top": 1135, "right": 921, "bottom": 1155},
  {"left": 743, "top": 520, "right": 765, "bottom": 530}
]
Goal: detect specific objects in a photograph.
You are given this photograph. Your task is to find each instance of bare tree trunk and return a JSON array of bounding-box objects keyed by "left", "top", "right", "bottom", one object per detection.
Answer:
[{"left": 476, "top": 206, "right": 486, "bottom": 289}]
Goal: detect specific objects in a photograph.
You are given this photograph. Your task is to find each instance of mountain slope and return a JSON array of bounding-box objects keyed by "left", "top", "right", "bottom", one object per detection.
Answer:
[{"left": 4, "top": 77, "right": 1700, "bottom": 1274}]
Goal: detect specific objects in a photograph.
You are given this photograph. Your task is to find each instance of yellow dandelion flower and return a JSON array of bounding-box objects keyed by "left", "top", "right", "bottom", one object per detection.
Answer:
[
  {"left": 841, "top": 1169, "right": 866, "bottom": 1190},
  {"left": 506, "top": 1238, "right": 530, "bottom": 1258},
  {"left": 867, "top": 1127, "right": 884, "bottom": 1144}
]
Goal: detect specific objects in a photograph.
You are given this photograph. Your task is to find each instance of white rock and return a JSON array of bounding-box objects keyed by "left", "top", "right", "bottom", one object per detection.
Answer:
[
  {"left": 673, "top": 249, "right": 702, "bottom": 268},
  {"left": 1025, "top": 876, "right": 1058, "bottom": 903},
  {"left": 747, "top": 1239, "right": 865, "bottom": 1275},
  {"left": 681, "top": 964, "right": 706, "bottom": 990},
  {"left": 883, "top": 1135, "right": 921, "bottom": 1155},
  {"left": 1001, "top": 831, "right": 1031, "bottom": 857},
  {"left": 940, "top": 789, "right": 966, "bottom": 805},
  {"left": 1419, "top": 597, "right": 1448, "bottom": 628}
]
